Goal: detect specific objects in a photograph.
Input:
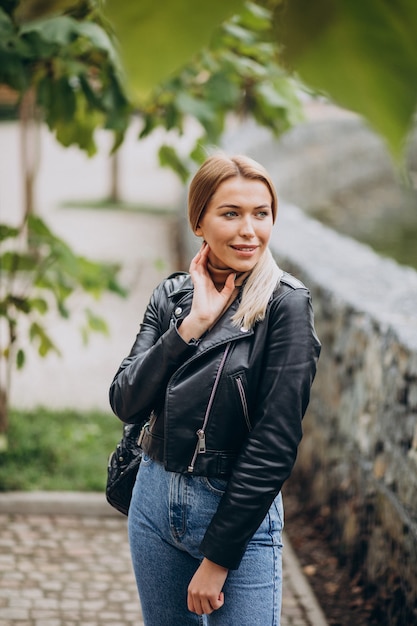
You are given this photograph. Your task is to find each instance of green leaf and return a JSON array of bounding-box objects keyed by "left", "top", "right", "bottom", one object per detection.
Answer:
[
  {"left": 190, "top": 140, "right": 210, "bottom": 165},
  {"left": 274, "top": 0, "right": 417, "bottom": 159},
  {"left": 52, "top": 90, "right": 99, "bottom": 155},
  {"left": 0, "top": 7, "right": 31, "bottom": 88},
  {"left": 253, "top": 79, "right": 305, "bottom": 132},
  {"left": 40, "top": 76, "right": 77, "bottom": 124},
  {"left": 84, "top": 308, "right": 109, "bottom": 335},
  {"left": 222, "top": 22, "right": 256, "bottom": 46},
  {"left": 0, "top": 50, "right": 29, "bottom": 90},
  {"left": 28, "top": 297, "right": 48, "bottom": 314},
  {"left": 0, "top": 6, "right": 16, "bottom": 41},
  {"left": 220, "top": 51, "right": 267, "bottom": 79},
  {"left": 203, "top": 72, "right": 240, "bottom": 109},
  {"left": 0, "top": 223, "right": 19, "bottom": 242},
  {"left": 175, "top": 92, "right": 215, "bottom": 125},
  {"left": 158, "top": 145, "right": 190, "bottom": 183},
  {"left": 80, "top": 308, "right": 109, "bottom": 345},
  {"left": 239, "top": 2, "right": 271, "bottom": 31},
  {"left": 29, "top": 321, "right": 60, "bottom": 357},
  {"left": 8, "top": 296, "right": 31, "bottom": 313},
  {"left": 104, "top": 0, "right": 246, "bottom": 101},
  {"left": 16, "top": 349, "right": 25, "bottom": 369},
  {"left": 27, "top": 213, "right": 54, "bottom": 237},
  {"left": 1, "top": 251, "right": 36, "bottom": 272},
  {"left": 20, "top": 15, "right": 81, "bottom": 47},
  {"left": 75, "top": 21, "right": 118, "bottom": 65}
]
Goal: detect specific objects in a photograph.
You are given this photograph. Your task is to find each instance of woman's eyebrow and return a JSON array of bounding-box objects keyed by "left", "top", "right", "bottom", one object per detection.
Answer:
[
  {"left": 215, "top": 203, "right": 240, "bottom": 209},
  {"left": 215, "top": 202, "right": 271, "bottom": 210}
]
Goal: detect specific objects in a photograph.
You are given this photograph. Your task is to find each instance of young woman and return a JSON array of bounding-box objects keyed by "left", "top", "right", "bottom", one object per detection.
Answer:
[{"left": 109, "top": 154, "right": 321, "bottom": 625}]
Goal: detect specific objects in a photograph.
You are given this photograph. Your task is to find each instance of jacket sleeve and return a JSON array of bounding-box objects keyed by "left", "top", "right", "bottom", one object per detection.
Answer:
[
  {"left": 109, "top": 278, "right": 196, "bottom": 424},
  {"left": 199, "top": 287, "right": 321, "bottom": 569}
]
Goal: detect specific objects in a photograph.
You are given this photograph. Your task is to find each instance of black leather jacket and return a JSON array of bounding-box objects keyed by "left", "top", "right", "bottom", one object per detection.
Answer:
[{"left": 109, "top": 271, "right": 320, "bottom": 569}]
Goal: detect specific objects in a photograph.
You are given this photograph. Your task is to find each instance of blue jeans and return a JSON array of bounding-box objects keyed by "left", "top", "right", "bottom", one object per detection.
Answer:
[{"left": 128, "top": 454, "right": 284, "bottom": 626}]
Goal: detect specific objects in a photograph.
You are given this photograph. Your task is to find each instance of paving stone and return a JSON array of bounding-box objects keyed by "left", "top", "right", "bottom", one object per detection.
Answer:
[{"left": 0, "top": 506, "right": 328, "bottom": 626}]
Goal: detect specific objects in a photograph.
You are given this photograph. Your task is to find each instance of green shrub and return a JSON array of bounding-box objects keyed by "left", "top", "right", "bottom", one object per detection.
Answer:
[{"left": 0, "top": 408, "right": 122, "bottom": 491}]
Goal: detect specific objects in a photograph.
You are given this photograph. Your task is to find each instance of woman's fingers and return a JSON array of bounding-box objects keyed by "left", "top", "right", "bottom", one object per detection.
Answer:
[
  {"left": 222, "top": 271, "right": 236, "bottom": 294},
  {"left": 188, "top": 592, "right": 224, "bottom": 616},
  {"left": 187, "top": 558, "right": 227, "bottom": 616},
  {"left": 189, "top": 242, "right": 208, "bottom": 275}
]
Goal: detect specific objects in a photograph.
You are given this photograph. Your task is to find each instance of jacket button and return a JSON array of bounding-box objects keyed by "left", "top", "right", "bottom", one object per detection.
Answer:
[
  {"left": 174, "top": 307, "right": 183, "bottom": 316},
  {"left": 240, "top": 327, "right": 249, "bottom": 333}
]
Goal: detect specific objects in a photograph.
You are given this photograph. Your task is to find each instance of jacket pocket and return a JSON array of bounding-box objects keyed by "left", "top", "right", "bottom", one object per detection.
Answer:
[{"left": 232, "top": 372, "right": 252, "bottom": 432}]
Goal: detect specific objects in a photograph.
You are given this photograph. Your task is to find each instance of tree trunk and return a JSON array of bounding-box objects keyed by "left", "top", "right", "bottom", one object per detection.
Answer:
[
  {"left": 0, "top": 89, "right": 40, "bottom": 441},
  {"left": 19, "top": 88, "right": 40, "bottom": 222}
]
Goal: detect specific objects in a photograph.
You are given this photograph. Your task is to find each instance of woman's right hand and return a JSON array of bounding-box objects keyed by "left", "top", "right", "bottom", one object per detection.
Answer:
[
  {"left": 187, "top": 557, "right": 228, "bottom": 615},
  {"left": 178, "top": 242, "right": 236, "bottom": 343}
]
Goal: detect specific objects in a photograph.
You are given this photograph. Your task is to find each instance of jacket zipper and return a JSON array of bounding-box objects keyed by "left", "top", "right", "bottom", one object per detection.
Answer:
[
  {"left": 235, "top": 376, "right": 252, "bottom": 432},
  {"left": 187, "top": 343, "right": 231, "bottom": 473}
]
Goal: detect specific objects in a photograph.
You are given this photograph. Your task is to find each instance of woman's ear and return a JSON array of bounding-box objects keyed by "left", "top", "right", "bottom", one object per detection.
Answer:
[{"left": 195, "top": 225, "right": 203, "bottom": 237}]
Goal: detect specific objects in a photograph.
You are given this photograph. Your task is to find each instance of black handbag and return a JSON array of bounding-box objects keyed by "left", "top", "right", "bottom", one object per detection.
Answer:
[{"left": 106, "top": 422, "right": 143, "bottom": 516}]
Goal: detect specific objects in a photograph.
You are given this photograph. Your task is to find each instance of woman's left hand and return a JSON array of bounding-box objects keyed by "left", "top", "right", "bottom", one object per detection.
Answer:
[{"left": 187, "top": 557, "right": 228, "bottom": 615}]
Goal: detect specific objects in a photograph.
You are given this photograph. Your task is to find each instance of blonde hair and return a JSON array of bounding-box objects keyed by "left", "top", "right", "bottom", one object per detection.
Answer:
[{"left": 188, "top": 154, "right": 283, "bottom": 330}]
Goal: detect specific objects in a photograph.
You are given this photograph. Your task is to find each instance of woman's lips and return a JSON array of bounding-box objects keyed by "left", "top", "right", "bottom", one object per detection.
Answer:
[{"left": 231, "top": 245, "right": 258, "bottom": 254}]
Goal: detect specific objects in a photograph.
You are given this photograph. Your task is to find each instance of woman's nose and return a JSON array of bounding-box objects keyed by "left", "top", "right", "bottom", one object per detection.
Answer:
[{"left": 239, "top": 216, "right": 255, "bottom": 237}]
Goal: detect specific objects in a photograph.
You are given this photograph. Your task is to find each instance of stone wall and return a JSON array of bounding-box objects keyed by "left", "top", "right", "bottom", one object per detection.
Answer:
[{"left": 270, "top": 204, "right": 417, "bottom": 624}]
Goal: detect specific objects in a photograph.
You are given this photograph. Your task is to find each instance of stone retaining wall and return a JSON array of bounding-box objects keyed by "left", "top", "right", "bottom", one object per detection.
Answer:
[{"left": 268, "top": 203, "right": 417, "bottom": 624}]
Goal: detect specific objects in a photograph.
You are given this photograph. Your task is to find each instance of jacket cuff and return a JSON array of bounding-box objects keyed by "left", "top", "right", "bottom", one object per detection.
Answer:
[
  {"left": 174, "top": 319, "right": 201, "bottom": 347},
  {"left": 199, "top": 535, "right": 245, "bottom": 571}
]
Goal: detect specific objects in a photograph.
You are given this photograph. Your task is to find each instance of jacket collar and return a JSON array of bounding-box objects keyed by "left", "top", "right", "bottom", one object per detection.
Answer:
[{"left": 168, "top": 276, "right": 254, "bottom": 352}]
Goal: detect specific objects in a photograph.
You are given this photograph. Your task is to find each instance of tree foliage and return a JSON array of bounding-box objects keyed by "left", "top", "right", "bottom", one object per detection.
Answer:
[
  {"left": 103, "top": 0, "right": 245, "bottom": 102},
  {"left": 0, "top": 0, "right": 131, "bottom": 438},
  {"left": 269, "top": 0, "right": 417, "bottom": 160},
  {"left": 0, "top": 216, "right": 125, "bottom": 366},
  {"left": 137, "top": 2, "right": 304, "bottom": 181},
  {"left": 0, "top": 0, "right": 131, "bottom": 154},
  {"left": 0, "top": 215, "right": 127, "bottom": 435},
  {"left": 104, "top": 0, "right": 417, "bottom": 161}
]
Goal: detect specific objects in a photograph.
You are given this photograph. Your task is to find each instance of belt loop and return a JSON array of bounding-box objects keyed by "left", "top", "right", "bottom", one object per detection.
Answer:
[{"left": 137, "top": 422, "right": 149, "bottom": 448}]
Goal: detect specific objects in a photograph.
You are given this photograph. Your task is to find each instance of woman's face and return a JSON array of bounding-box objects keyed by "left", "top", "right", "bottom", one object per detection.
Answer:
[{"left": 195, "top": 176, "right": 274, "bottom": 273}]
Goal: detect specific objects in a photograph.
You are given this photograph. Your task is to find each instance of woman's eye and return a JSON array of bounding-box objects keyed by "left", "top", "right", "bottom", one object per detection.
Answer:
[
  {"left": 224, "top": 211, "right": 238, "bottom": 218},
  {"left": 256, "top": 211, "right": 268, "bottom": 218}
]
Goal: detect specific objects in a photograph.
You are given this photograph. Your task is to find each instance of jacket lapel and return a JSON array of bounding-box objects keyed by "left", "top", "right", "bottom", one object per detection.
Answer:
[{"left": 167, "top": 278, "right": 254, "bottom": 355}]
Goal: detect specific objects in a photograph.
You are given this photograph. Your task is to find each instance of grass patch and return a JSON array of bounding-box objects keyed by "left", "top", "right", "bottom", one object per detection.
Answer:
[
  {"left": 59, "top": 198, "right": 174, "bottom": 215},
  {"left": 0, "top": 408, "right": 123, "bottom": 492}
]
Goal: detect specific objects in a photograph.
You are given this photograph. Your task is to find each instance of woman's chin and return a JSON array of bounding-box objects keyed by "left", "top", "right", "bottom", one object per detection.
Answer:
[{"left": 232, "top": 260, "right": 258, "bottom": 273}]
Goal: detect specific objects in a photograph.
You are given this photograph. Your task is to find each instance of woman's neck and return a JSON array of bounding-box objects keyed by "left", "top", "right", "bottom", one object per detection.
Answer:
[{"left": 207, "top": 259, "right": 250, "bottom": 291}]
